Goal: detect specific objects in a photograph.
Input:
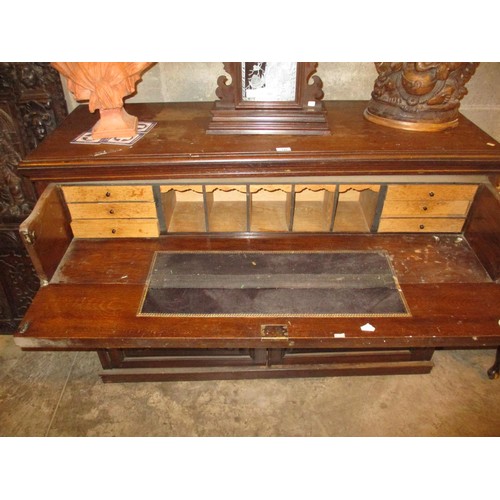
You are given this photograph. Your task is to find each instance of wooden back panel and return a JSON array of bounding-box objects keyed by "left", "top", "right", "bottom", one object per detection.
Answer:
[{"left": 464, "top": 183, "right": 500, "bottom": 281}]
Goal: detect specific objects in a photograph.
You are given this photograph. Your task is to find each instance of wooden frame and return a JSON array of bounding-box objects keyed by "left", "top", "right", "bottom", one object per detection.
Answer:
[
  {"left": 207, "top": 62, "right": 330, "bottom": 135},
  {"left": 13, "top": 101, "right": 500, "bottom": 383}
]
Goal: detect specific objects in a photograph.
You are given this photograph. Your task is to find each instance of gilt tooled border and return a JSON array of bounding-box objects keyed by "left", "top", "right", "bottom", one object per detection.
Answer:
[{"left": 136, "top": 250, "right": 412, "bottom": 318}]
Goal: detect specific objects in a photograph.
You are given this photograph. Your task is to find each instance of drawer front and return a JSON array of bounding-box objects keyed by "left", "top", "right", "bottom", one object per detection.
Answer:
[
  {"left": 381, "top": 200, "right": 470, "bottom": 218},
  {"left": 70, "top": 219, "right": 159, "bottom": 238},
  {"left": 67, "top": 202, "right": 157, "bottom": 220},
  {"left": 384, "top": 184, "right": 478, "bottom": 201},
  {"left": 378, "top": 218, "right": 465, "bottom": 233},
  {"left": 62, "top": 185, "right": 154, "bottom": 203}
]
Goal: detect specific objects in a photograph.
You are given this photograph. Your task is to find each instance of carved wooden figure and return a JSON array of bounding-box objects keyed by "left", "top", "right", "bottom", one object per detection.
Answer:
[
  {"left": 364, "top": 63, "right": 479, "bottom": 132},
  {"left": 51, "top": 62, "right": 153, "bottom": 139}
]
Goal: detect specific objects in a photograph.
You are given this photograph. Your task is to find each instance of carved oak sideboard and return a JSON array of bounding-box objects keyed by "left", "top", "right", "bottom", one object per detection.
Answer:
[
  {"left": 0, "top": 63, "right": 67, "bottom": 333},
  {"left": 13, "top": 101, "right": 500, "bottom": 382}
]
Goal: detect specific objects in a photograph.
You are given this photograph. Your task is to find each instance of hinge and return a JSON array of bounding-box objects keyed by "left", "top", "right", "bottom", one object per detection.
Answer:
[
  {"left": 18, "top": 320, "right": 30, "bottom": 335},
  {"left": 21, "top": 229, "right": 36, "bottom": 245}
]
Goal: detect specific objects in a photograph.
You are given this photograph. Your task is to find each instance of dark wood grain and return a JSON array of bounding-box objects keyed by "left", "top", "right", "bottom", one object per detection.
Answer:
[
  {"left": 19, "top": 184, "right": 72, "bottom": 283},
  {"left": 13, "top": 100, "right": 500, "bottom": 381},
  {"left": 99, "top": 361, "right": 434, "bottom": 382},
  {"left": 207, "top": 62, "right": 330, "bottom": 135},
  {"left": 19, "top": 101, "right": 500, "bottom": 183},
  {"left": 15, "top": 280, "right": 500, "bottom": 350},
  {"left": 51, "top": 234, "right": 490, "bottom": 286},
  {"left": 464, "top": 184, "right": 500, "bottom": 281},
  {"left": 21, "top": 232, "right": 497, "bottom": 350}
]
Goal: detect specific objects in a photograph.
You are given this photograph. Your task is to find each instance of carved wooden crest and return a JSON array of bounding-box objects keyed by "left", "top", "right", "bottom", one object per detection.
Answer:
[{"left": 207, "top": 62, "right": 330, "bottom": 135}]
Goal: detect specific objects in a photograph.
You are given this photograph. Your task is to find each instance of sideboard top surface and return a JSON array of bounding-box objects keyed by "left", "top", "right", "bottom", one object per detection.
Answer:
[{"left": 19, "top": 101, "right": 500, "bottom": 181}]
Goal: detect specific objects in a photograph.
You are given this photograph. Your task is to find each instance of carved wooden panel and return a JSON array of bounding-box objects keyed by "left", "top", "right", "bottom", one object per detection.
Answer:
[
  {"left": 0, "top": 62, "right": 67, "bottom": 332},
  {"left": 0, "top": 62, "right": 67, "bottom": 156},
  {"left": 0, "top": 126, "right": 34, "bottom": 222},
  {"left": 0, "top": 230, "right": 39, "bottom": 330},
  {"left": 207, "top": 62, "right": 330, "bottom": 135}
]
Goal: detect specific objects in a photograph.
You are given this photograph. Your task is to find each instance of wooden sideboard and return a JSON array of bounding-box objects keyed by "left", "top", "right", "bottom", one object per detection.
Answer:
[{"left": 13, "top": 101, "right": 500, "bottom": 382}]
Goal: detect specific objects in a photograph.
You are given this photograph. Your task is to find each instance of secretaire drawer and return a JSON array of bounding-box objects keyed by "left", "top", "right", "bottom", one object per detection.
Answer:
[
  {"left": 381, "top": 200, "right": 471, "bottom": 218},
  {"left": 378, "top": 218, "right": 466, "bottom": 233},
  {"left": 384, "top": 184, "right": 478, "bottom": 201},
  {"left": 67, "top": 202, "right": 157, "bottom": 220},
  {"left": 70, "top": 219, "right": 160, "bottom": 238},
  {"left": 62, "top": 185, "right": 155, "bottom": 203}
]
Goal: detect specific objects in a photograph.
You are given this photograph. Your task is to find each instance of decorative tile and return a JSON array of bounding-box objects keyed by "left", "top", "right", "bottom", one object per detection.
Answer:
[{"left": 70, "top": 121, "right": 156, "bottom": 146}]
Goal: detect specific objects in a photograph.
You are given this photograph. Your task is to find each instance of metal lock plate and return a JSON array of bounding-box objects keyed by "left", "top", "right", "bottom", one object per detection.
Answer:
[{"left": 260, "top": 324, "right": 288, "bottom": 337}]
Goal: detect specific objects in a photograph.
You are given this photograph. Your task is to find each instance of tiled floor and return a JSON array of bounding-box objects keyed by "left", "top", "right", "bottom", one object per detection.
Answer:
[{"left": 1, "top": 334, "right": 499, "bottom": 436}]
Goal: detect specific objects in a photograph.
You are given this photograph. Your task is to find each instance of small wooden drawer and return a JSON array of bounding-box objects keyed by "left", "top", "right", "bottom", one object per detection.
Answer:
[
  {"left": 381, "top": 200, "right": 470, "bottom": 218},
  {"left": 67, "top": 202, "right": 157, "bottom": 220},
  {"left": 385, "top": 184, "right": 477, "bottom": 201},
  {"left": 70, "top": 219, "right": 159, "bottom": 238},
  {"left": 62, "top": 185, "right": 154, "bottom": 203},
  {"left": 378, "top": 218, "right": 465, "bottom": 233}
]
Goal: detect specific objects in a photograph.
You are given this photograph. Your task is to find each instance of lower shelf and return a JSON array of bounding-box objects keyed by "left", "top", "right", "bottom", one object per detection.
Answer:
[{"left": 98, "top": 347, "right": 435, "bottom": 383}]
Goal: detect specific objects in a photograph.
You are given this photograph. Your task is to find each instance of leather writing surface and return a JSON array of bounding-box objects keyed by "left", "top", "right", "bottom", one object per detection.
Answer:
[{"left": 139, "top": 251, "right": 409, "bottom": 317}]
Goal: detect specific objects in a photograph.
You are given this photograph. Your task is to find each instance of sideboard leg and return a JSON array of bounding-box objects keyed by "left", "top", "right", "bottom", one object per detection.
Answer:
[
  {"left": 97, "top": 349, "right": 113, "bottom": 369},
  {"left": 487, "top": 347, "right": 500, "bottom": 380},
  {"left": 97, "top": 349, "right": 124, "bottom": 369},
  {"left": 409, "top": 347, "right": 435, "bottom": 361}
]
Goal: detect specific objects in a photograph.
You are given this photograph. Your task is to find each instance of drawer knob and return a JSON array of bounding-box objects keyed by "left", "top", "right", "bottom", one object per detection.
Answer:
[
  {"left": 429, "top": 191, "right": 435, "bottom": 197},
  {"left": 109, "top": 209, "right": 115, "bottom": 214},
  {"left": 422, "top": 206, "right": 428, "bottom": 211},
  {"left": 419, "top": 224, "right": 425, "bottom": 230},
  {"left": 111, "top": 228, "right": 117, "bottom": 234},
  {"left": 105, "top": 191, "right": 111, "bottom": 197}
]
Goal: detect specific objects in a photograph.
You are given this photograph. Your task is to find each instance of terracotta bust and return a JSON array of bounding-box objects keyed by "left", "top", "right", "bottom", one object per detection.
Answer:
[{"left": 51, "top": 62, "right": 153, "bottom": 139}]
